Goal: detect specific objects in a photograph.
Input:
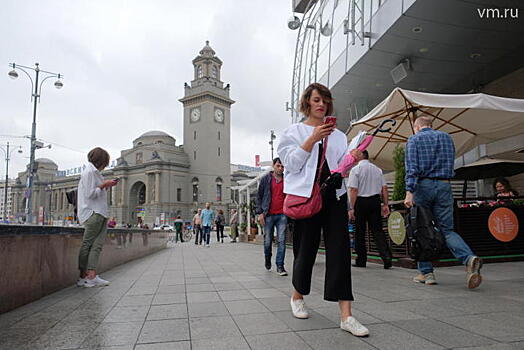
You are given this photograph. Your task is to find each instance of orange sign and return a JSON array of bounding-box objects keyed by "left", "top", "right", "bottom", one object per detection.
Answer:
[{"left": 488, "top": 207, "right": 519, "bottom": 242}]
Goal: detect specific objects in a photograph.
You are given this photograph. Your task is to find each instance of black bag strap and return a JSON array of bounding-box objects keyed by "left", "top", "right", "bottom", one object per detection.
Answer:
[
  {"left": 411, "top": 206, "right": 418, "bottom": 229},
  {"left": 406, "top": 206, "right": 418, "bottom": 239},
  {"left": 314, "top": 137, "right": 328, "bottom": 185}
]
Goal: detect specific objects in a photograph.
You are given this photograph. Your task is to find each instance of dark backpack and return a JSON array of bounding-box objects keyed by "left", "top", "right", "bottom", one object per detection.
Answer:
[{"left": 405, "top": 205, "right": 445, "bottom": 261}]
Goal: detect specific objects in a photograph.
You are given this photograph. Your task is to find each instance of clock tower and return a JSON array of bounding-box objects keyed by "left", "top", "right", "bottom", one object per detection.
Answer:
[{"left": 180, "top": 41, "right": 235, "bottom": 207}]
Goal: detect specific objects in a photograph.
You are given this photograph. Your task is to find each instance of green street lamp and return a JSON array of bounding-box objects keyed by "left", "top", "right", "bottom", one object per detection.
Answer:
[{"left": 8, "top": 62, "right": 64, "bottom": 224}]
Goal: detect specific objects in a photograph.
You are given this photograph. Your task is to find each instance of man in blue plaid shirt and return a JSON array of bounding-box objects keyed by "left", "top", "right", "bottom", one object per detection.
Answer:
[{"left": 404, "top": 116, "right": 482, "bottom": 289}]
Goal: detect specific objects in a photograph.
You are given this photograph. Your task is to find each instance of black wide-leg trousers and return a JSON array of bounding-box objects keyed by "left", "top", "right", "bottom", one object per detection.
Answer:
[
  {"left": 292, "top": 193, "right": 354, "bottom": 302},
  {"left": 354, "top": 195, "right": 392, "bottom": 265}
]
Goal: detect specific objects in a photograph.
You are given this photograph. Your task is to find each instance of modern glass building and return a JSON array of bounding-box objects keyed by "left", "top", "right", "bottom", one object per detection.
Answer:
[
  {"left": 289, "top": 0, "right": 523, "bottom": 128},
  {"left": 289, "top": 0, "right": 524, "bottom": 194}
]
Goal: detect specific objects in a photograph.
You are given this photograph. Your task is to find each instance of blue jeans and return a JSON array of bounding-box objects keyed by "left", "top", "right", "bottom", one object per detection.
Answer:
[
  {"left": 263, "top": 214, "right": 287, "bottom": 267},
  {"left": 203, "top": 226, "right": 211, "bottom": 245},
  {"left": 414, "top": 179, "right": 475, "bottom": 274}
]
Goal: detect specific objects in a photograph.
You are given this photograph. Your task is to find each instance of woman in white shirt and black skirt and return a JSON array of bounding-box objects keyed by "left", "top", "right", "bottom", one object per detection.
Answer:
[{"left": 278, "top": 83, "right": 369, "bottom": 337}]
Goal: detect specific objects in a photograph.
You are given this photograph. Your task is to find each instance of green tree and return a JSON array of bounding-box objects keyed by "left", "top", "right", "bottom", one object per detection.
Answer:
[{"left": 392, "top": 144, "right": 406, "bottom": 201}]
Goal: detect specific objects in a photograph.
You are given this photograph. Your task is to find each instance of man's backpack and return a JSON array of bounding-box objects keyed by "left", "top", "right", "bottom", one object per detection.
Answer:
[{"left": 405, "top": 205, "right": 445, "bottom": 261}]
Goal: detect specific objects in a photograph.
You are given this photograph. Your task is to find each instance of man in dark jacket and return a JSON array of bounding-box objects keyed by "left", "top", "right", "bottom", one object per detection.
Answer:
[{"left": 256, "top": 158, "right": 288, "bottom": 276}]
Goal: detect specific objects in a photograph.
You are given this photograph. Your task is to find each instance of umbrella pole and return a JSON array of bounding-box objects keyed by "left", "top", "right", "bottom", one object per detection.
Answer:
[{"left": 462, "top": 180, "right": 468, "bottom": 201}]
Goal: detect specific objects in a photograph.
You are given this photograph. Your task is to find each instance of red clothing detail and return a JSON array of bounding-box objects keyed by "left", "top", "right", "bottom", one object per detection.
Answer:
[{"left": 268, "top": 175, "right": 285, "bottom": 215}]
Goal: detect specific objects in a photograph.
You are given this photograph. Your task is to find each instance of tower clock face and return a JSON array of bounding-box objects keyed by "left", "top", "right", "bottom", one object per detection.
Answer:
[
  {"left": 214, "top": 109, "right": 224, "bottom": 123},
  {"left": 190, "top": 108, "right": 200, "bottom": 122}
]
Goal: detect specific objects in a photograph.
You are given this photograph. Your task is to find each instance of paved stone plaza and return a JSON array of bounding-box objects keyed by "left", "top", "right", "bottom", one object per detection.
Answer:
[{"left": 1, "top": 242, "right": 523, "bottom": 350}]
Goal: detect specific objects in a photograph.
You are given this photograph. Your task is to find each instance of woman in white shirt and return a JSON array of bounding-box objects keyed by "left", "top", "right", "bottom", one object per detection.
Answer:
[
  {"left": 278, "top": 83, "right": 369, "bottom": 337},
  {"left": 77, "top": 147, "right": 118, "bottom": 288}
]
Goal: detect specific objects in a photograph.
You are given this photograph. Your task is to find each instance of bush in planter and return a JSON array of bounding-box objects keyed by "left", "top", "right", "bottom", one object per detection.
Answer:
[
  {"left": 392, "top": 144, "right": 406, "bottom": 201},
  {"left": 240, "top": 222, "right": 247, "bottom": 233}
]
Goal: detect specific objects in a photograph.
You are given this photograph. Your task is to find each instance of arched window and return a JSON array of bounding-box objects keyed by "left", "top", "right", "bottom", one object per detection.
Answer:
[
  {"left": 138, "top": 183, "right": 146, "bottom": 205},
  {"left": 216, "top": 177, "right": 223, "bottom": 202},
  {"left": 192, "top": 177, "right": 199, "bottom": 202},
  {"left": 197, "top": 65, "right": 203, "bottom": 78},
  {"left": 211, "top": 65, "right": 218, "bottom": 79}
]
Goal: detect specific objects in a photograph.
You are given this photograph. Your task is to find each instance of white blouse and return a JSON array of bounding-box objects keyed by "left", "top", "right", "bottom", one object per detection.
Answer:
[
  {"left": 77, "top": 162, "right": 109, "bottom": 224},
  {"left": 277, "top": 123, "right": 348, "bottom": 199}
]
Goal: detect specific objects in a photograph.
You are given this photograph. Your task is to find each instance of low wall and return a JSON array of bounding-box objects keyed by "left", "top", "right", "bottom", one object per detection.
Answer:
[{"left": 0, "top": 225, "right": 167, "bottom": 314}]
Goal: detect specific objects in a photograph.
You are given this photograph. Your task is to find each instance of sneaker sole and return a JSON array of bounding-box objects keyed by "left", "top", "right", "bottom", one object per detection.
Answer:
[
  {"left": 277, "top": 272, "right": 288, "bottom": 276},
  {"left": 412, "top": 278, "right": 437, "bottom": 285},
  {"left": 467, "top": 257, "right": 483, "bottom": 274},
  {"left": 340, "top": 325, "right": 369, "bottom": 337},
  {"left": 292, "top": 312, "right": 309, "bottom": 319},
  {"left": 467, "top": 272, "right": 482, "bottom": 289}
]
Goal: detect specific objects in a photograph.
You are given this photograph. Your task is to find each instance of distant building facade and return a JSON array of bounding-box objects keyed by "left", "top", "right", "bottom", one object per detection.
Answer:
[{"left": 10, "top": 42, "right": 238, "bottom": 225}]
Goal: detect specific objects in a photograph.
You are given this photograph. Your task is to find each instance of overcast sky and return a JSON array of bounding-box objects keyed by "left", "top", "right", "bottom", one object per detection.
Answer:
[{"left": 0, "top": 0, "right": 297, "bottom": 179}]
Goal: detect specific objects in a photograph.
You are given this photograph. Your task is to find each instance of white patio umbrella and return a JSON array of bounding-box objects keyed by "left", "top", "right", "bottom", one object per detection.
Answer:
[{"left": 346, "top": 88, "right": 524, "bottom": 171}]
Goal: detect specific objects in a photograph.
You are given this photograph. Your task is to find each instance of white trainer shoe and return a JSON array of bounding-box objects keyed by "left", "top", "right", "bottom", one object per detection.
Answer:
[
  {"left": 76, "top": 278, "right": 85, "bottom": 287},
  {"left": 340, "top": 316, "right": 369, "bottom": 337},
  {"left": 83, "top": 278, "right": 96, "bottom": 288},
  {"left": 83, "top": 275, "right": 110, "bottom": 288},
  {"left": 290, "top": 297, "right": 309, "bottom": 319},
  {"left": 95, "top": 275, "right": 110, "bottom": 286}
]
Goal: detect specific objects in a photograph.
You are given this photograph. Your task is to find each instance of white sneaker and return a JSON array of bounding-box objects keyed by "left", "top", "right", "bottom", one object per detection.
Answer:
[
  {"left": 95, "top": 275, "right": 110, "bottom": 286},
  {"left": 83, "top": 278, "right": 96, "bottom": 288},
  {"left": 340, "top": 316, "right": 369, "bottom": 337},
  {"left": 83, "top": 276, "right": 110, "bottom": 288},
  {"left": 290, "top": 297, "right": 309, "bottom": 319},
  {"left": 76, "top": 278, "right": 85, "bottom": 287}
]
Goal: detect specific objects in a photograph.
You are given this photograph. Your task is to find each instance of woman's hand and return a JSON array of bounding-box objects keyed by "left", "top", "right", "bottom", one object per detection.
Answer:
[
  {"left": 99, "top": 179, "right": 118, "bottom": 189},
  {"left": 302, "top": 124, "right": 335, "bottom": 152},
  {"left": 310, "top": 123, "right": 335, "bottom": 143}
]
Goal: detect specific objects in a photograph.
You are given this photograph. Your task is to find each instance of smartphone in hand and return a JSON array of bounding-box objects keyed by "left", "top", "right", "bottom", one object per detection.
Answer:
[{"left": 324, "top": 116, "right": 337, "bottom": 127}]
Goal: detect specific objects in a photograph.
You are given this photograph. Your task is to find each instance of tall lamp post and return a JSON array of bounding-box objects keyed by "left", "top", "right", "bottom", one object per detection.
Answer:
[
  {"left": 8, "top": 62, "right": 64, "bottom": 224},
  {"left": 269, "top": 130, "right": 276, "bottom": 161},
  {"left": 0, "top": 142, "right": 23, "bottom": 222}
]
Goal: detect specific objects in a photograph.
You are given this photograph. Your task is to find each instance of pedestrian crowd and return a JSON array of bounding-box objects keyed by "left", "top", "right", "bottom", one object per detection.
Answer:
[{"left": 73, "top": 82, "right": 486, "bottom": 340}]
